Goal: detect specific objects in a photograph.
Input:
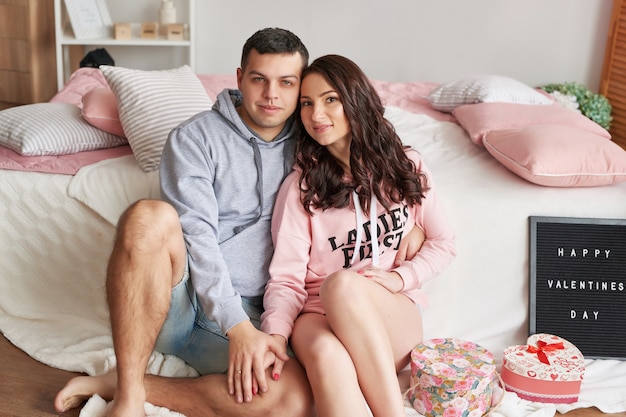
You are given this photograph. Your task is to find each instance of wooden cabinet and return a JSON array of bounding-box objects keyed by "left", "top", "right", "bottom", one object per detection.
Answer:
[
  {"left": 600, "top": 0, "right": 626, "bottom": 149},
  {"left": 0, "top": 0, "right": 57, "bottom": 107}
]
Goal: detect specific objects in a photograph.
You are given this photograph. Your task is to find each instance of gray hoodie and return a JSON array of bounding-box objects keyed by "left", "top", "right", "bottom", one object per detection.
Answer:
[{"left": 160, "top": 89, "right": 296, "bottom": 335}]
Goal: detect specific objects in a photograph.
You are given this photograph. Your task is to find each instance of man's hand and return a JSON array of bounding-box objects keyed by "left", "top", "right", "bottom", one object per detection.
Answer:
[
  {"left": 395, "top": 224, "right": 425, "bottom": 266},
  {"left": 226, "top": 320, "right": 289, "bottom": 403}
]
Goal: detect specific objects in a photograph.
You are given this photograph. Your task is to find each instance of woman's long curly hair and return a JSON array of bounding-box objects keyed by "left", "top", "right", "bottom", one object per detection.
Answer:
[{"left": 295, "top": 54, "right": 429, "bottom": 215}]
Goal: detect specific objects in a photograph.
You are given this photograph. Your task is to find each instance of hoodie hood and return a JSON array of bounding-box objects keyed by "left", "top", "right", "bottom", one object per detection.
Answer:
[{"left": 212, "top": 89, "right": 296, "bottom": 234}]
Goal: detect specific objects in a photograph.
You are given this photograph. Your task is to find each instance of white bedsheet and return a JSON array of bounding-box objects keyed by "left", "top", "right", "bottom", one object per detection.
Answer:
[
  {"left": 1, "top": 107, "right": 625, "bottom": 416},
  {"left": 0, "top": 169, "right": 114, "bottom": 375}
]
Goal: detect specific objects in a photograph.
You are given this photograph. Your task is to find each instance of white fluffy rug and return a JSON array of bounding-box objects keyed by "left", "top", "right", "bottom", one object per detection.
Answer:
[{"left": 76, "top": 354, "right": 626, "bottom": 417}]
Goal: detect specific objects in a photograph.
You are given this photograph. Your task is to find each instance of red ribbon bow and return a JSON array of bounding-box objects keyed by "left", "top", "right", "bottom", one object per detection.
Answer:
[{"left": 526, "top": 340, "right": 564, "bottom": 365}]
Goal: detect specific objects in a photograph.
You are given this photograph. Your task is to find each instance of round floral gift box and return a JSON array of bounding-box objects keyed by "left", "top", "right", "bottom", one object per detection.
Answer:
[{"left": 406, "top": 338, "right": 498, "bottom": 417}]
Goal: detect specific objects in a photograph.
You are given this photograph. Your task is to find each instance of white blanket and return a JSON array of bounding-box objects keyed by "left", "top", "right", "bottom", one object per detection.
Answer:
[{"left": 1, "top": 107, "right": 625, "bottom": 416}]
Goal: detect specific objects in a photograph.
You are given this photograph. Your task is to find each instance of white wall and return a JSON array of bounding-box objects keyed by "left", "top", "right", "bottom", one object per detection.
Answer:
[{"left": 104, "top": 0, "right": 613, "bottom": 91}]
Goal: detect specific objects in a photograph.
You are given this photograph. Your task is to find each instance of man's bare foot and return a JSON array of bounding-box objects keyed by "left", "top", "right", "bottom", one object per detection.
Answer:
[{"left": 54, "top": 372, "right": 117, "bottom": 412}]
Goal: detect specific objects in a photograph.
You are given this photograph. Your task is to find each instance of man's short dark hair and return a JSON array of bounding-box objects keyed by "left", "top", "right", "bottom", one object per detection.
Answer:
[{"left": 241, "top": 28, "right": 309, "bottom": 71}]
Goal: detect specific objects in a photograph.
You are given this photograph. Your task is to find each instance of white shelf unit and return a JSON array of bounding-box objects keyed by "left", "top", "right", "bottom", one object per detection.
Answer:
[{"left": 54, "top": 0, "right": 195, "bottom": 90}]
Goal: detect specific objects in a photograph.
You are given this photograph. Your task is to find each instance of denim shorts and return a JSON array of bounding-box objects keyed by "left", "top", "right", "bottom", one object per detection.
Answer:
[{"left": 154, "top": 265, "right": 264, "bottom": 375}]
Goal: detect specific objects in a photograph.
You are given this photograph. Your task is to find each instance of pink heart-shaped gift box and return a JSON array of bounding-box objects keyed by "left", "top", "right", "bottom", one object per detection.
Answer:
[{"left": 501, "top": 333, "right": 585, "bottom": 403}]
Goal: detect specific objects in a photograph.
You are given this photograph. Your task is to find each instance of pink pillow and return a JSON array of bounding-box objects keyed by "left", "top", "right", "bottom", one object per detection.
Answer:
[
  {"left": 197, "top": 73, "right": 237, "bottom": 101},
  {"left": 453, "top": 102, "right": 611, "bottom": 146},
  {"left": 483, "top": 124, "right": 626, "bottom": 187},
  {"left": 81, "top": 88, "right": 125, "bottom": 138},
  {"left": 50, "top": 68, "right": 109, "bottom": 107}
]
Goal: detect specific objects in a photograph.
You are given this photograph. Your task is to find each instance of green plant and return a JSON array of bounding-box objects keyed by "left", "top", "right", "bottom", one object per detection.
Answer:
[{"left": 540, "top": 82, "right": 612, "bottom": 130}]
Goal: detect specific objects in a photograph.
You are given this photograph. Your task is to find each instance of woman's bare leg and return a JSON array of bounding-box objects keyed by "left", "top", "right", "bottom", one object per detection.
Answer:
[
  {"left": 291, "top": 313, "right": 369, "bottom": 417},
  {"left": 321, "top": 270, "right": 423, "bottom": 417}
]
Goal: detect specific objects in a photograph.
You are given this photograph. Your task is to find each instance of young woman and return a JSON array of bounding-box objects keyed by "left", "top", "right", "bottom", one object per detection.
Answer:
[{"left": 260, "top": 54, "right": 456, "bottom": 417}]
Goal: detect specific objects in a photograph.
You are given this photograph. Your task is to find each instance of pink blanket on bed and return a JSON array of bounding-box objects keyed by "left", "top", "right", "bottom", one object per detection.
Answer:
[
  {"left": 1, "top": 68, "right": 452, "bottom": 175},
  {"left": 0, "top": 145, "right": 133, "bottom": 175}
]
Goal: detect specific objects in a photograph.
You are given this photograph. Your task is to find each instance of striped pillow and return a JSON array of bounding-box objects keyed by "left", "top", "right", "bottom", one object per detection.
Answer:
[
  {"left": 427, "top": 75, "right": 553, "bottom": 112},
  {"left": 101, "top": 65, "right": 213, "bottom": 172},
  {"left": 0, "top": 103, "right": 126, "bottom": 156}
]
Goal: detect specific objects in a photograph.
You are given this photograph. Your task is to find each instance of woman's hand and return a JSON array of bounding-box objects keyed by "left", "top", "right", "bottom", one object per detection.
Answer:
[
  {"left": 358, "top": 267, "right": 404, "bottom": 293},
  {"left": 268, "top": 334, "right": 289, "bottom": 381}
]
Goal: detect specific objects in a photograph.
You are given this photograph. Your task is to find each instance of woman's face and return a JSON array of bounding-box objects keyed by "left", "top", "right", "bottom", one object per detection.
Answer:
[{"left": 299, "top": 73, "right": 351, "bottom": 154}]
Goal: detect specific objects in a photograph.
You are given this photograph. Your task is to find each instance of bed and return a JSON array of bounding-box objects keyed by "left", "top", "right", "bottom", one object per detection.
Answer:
[{"left": 1, "top": 67, "right": 625, "bottom": 417}]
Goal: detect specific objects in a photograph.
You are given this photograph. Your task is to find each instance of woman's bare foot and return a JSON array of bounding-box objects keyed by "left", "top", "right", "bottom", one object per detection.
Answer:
[
  {"left": 107, "top": 391, "right": 146, "bottom": 417},
  {"left": 54, "top": 372, "right": 117, "bottom": 412}
]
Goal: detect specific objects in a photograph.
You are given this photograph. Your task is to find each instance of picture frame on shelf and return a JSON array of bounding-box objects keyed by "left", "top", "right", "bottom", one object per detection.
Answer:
[{"left": 63, "top": 0, "right": 113, "bottom": 39}]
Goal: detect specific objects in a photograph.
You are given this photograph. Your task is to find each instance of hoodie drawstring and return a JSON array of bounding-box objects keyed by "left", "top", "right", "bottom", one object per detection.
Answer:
[
  {"left": 350, "top": 191, "right": 379, "bottom": 267},
  {"left": 234, "top": 138, "right": 264, "bottom": 234}
]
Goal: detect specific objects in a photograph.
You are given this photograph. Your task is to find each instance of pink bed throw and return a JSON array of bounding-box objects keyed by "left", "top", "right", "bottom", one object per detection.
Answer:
[
  {"left": 370, "top": 79, "right": 455, "bottom": 123},
  {"left": 0, "top": 145, "right": 132, "bottom": 175},
  {"left": 1, "top": 68, "right": 451, "bottom": 176}
]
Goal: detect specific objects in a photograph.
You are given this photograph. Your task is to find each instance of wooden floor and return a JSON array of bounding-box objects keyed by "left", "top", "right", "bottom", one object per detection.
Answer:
[
  {"left": 0, "top": 333, "right": 623, "bottom": 417},
  {"left": 0, "top": 333, "right": 80, "bottom": 417}
]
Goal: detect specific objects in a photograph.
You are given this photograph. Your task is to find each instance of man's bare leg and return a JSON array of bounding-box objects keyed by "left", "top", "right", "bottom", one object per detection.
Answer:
[
  {"left": 105, "top": 200, "right": 187, "bottom": 417},
  {"left": 55, "top": 359, "right": 314, "bottom": 417}
]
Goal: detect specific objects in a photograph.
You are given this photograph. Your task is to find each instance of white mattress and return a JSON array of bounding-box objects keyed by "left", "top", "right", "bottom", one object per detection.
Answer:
[{"left": 1, "top": 106, "right": 625, "bottom": 416}]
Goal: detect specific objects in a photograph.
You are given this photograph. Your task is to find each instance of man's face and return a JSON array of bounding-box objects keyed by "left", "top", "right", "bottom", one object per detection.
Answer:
[{"left": 236, "top": 50, "right": 303, "bottom": 142}]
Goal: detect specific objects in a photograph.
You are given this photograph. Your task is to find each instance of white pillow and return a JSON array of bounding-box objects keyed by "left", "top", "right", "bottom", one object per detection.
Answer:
[
  {"left": 0, "top": 103, "right": 126, "bottom": 156},
  {"left": 100, "top": 65, "right": 213, "bottom": 172},
  {"left": 427, "top": 75, "right": 553, "bottom": 112}
]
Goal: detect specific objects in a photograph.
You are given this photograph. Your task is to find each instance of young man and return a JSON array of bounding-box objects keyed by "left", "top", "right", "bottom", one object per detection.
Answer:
[
  {"left": 55, "top": 28, "right": 423, "bottom": 417},
  {"left": 55, "top": 28, "right": 314, "bottom": 417}
]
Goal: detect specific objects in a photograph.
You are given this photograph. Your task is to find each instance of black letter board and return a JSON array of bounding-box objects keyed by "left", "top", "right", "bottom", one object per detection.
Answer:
[{"left": 529, "top": 216, "right": 626, "bottom": 360}]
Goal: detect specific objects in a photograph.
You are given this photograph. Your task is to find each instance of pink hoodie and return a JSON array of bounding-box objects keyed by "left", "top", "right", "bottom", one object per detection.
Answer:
[{"left": 261, "top": 149, "right": 456, "bottom": 340}]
